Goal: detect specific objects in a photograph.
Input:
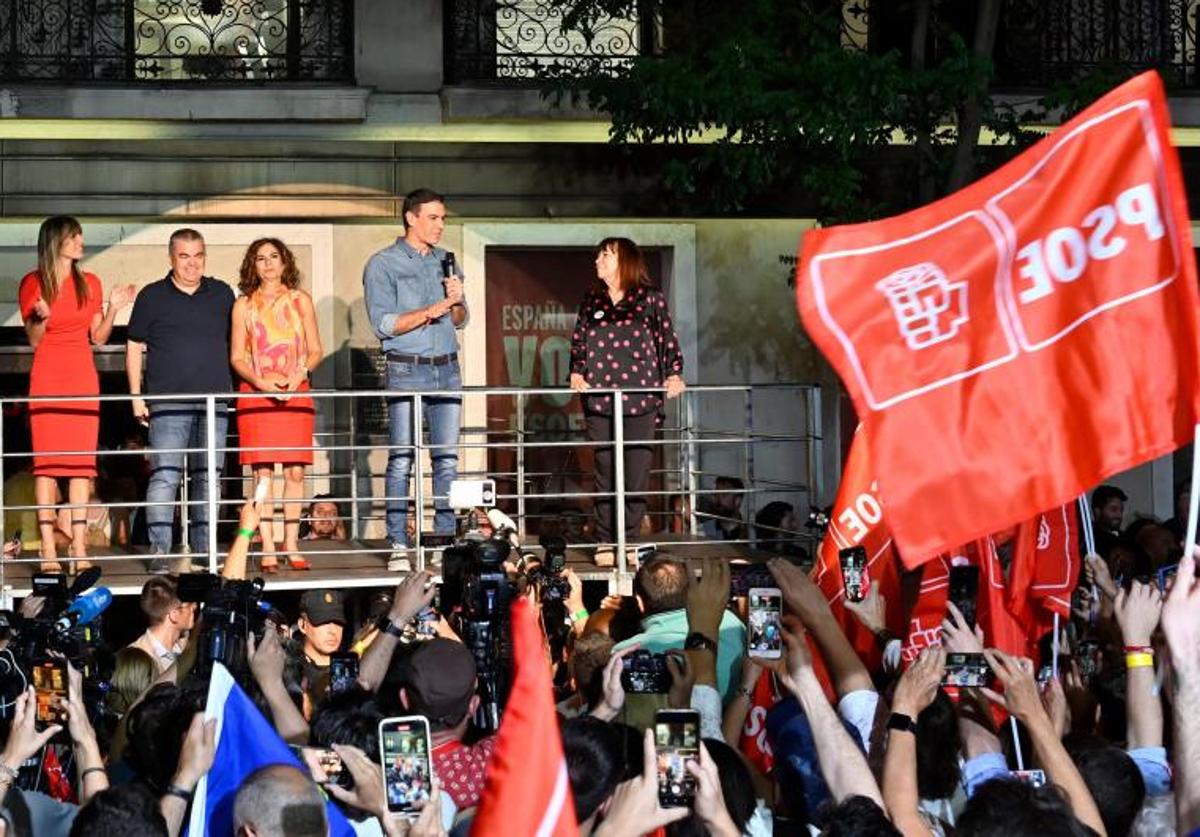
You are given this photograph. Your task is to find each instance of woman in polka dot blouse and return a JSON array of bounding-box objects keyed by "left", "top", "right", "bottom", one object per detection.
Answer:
[{"left": 569, "top": 237, "right": 685, "bottom": 565}]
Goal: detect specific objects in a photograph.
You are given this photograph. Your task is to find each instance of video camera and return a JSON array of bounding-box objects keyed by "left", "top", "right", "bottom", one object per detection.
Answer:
[
  {"left": 439, "top": 523, "right": 515, "bottom": 735},
  {"left": 0, "top": 568, "right": 114, "bottom": 721},
  {"left": 178, "top": 573, "right": 271, "bottom": 676}
]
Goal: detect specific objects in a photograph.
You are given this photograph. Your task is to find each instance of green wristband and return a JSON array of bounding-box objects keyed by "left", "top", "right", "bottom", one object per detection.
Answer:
[
  {"left": 236, "top": 527, "right": 256, "bottom": 539},
  {"left": 572, "top": 608, "right": 589, "bottom": 623}
]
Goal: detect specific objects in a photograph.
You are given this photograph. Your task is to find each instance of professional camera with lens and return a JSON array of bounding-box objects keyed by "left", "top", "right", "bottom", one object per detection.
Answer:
[
  {"left": 179, "top": 574, "right": 270, "bottom": 676},
  {"left": 439, "top": 532, "right": 514, "bottom": 734},
  {"left": 0, "top": 570, "right": 114, "bottom": 721},
  {"left": 620, "top": 649, "right": 672, "bottom": 694},
  {"left": 524, "top": 535, "right": 570, "bottom": 603}
]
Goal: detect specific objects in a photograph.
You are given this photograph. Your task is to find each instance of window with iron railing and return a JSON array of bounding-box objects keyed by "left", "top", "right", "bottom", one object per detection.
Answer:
[
  {"left": 0, "top": 0, "right": 353, "bottom": 83},
  {"left": 444, "top": 0, "right": 661, "bottom": 83}
]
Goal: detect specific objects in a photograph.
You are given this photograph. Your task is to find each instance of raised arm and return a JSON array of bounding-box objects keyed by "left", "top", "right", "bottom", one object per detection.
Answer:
[
  {"left": 779, "top": 617, "right": 885, "bottom": 807},
  {"left": 363, "top": 256, "right": 455, "bottom": 339},
  {"left": 770, "top": 557, "right": 873, "bottom": 698},
  {"left": 982, "top": 649, "right": 1107, "bottom": 836},
  {"left": 357, "top": 571, "right": 435, "bottom": 692},
  {"left": 90, "top": 282, "right": 134, "bottom": 345},
  {"left": 1114, "top": 581, "right": 1163, "bottom": 750},
  {"left": 1163, "top": 548, "right": 1200, "bottom": 833},
  {"left": 882, "top": 648, "right": 945, "bottom": 837}
]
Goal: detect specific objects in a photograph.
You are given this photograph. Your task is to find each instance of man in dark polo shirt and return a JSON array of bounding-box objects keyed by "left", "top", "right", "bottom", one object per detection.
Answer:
[{"left": 126, "top": 228, "right": 235, "bottom": 573}]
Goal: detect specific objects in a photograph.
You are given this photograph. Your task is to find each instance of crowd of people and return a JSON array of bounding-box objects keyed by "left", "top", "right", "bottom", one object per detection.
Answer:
[{"left": 0, "top": 477, "right": 1188, "bottom": 836}]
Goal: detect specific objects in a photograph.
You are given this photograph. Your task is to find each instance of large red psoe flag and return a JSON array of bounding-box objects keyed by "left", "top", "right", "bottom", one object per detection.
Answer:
[
  {"left": 472, "top": 598, "right": 578, "bottom": 837},
  {"left": 796, "top": 71, "right": 1200, "bottom": 565}
]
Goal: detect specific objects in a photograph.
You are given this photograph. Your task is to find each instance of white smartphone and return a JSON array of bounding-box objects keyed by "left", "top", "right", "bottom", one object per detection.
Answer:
[
  {"left": 747, "top": 587, "right": 784, "bottom": 660},
  {"left": 378, "top": 716, "right": 433, "bottom": 819},
  {"left": 254, "top": 477, "right": 270, "bottom": 504}
]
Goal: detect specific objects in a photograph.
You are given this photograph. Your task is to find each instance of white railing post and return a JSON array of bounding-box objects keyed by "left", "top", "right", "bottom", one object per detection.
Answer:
[
  {"left": 684, "top": 389, "right": 699, "bottom": 537},
  {"left": 413, "top": 393, "right": 424, "bottom": 571},
  {"left": 516, "top": 391, "right": 526, "bottom": 541},
  {"left": 205, "top": 395, "right": 219, "bottom": 574},
  {"left": 614, "top": 402, "right": 627, "bottom": 578},
  {"left": 349, "top": 399, "right": 360, "bottom": 540}
]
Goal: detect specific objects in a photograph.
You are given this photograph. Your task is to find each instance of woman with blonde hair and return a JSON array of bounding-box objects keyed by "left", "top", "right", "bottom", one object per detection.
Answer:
[
  {"left": 18, "top": 216, "right": 134, "bottom": 572},
  {"left": 231, "top": 238, "right": 323, "bottom": 572}
]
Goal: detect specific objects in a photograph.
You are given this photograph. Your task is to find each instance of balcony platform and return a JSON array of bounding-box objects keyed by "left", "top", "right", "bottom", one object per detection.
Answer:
[{"left": 0, "top": 534, "right": 776, "bottom": 598}]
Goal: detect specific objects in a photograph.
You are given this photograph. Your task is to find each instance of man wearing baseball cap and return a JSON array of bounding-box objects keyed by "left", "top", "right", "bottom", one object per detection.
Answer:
[
  {"left": 396, "top": 638, "right": 497, "bottom": 811},
  {"left": 298, "top": 588, "right": 346, "bottom": 686}
]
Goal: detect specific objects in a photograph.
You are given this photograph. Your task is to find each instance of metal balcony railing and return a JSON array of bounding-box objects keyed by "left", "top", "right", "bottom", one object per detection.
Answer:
[
  {"left": 0, "top": 383, "right": 822, "bottom": 594},
  {"left": 0, "top": 0, "right": 354, "bottom": 83},
  {"left": 444, "top": 0, "right": 660, "bottom": 83}
]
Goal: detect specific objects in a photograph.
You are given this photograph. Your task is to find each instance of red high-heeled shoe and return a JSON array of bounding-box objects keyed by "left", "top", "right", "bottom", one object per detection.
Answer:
[{"left": 286, "top": 554, "right": 311, "bottom": 571}]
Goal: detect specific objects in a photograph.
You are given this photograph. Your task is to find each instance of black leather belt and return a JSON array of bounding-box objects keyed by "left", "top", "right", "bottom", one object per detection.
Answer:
[{"left": 386, "top": 351, "right": 458, "bottom": 366}]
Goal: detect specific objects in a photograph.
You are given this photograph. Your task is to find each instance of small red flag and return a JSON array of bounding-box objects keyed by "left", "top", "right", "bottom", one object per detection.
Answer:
[
  {"left": 811, "top": 429, "right": 903, "bottom": 668},
  {"left": 471, "top": 598, "right": 578, "bottom": 837},
  {"left": 796, "top": 71, "right": 1200, "bottom": 565},
  {"left": 737, "top": 669, "right": 780, "bottom": 777}
]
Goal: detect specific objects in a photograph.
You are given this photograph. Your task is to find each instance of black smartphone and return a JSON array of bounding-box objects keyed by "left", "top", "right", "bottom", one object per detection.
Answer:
[
  {"left": 289, "top": 744, "right": 352, "bottom": 789},
  {"left": 948, "top": 565, "right": 980, "bottom": 630},
  {"left": 31, "top": 658, "right": 69, "bottom": 729},
  {"left": 378, "top": 716, "right": 433, "bottom": 818},
  {"left": 941, "top": 652, "right": 991, "bottom": 688},
  {"left": 839, "top": 546, "right": 869, "bottom": 603},
  {"left": 655, "top": 709, "right": 700, "bottom": 807},
  {"left": 329, "top": 651, "right": 359, "bottom": 696},
  {"left": 621, "top": 649, "right": 672, "bottom": 694}
]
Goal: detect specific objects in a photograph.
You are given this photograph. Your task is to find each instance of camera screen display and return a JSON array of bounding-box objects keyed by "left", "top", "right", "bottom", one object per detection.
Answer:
[
  {"left": 655, "top": 712, "right": 699, "bottom": 807},
  {"left": 32, "top": 661, "right": 68, "bottom": 725},
  {"left": 621, "top": 650, "right": 672, "bottom": 694},
  {"left": 380, "top": 718, "right": 432, "bottom": 816},
  {"left": 748, "top": 589, "right": 783, "bottom": 658}
]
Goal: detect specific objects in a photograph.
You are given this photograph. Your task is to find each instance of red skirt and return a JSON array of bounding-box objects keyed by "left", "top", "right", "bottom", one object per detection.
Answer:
[
  {"left": 236, "top": 380, "right": 314, "bottom": 466},
  {"left": 29, "top": 342, "right": 98, "bottom": 479}
]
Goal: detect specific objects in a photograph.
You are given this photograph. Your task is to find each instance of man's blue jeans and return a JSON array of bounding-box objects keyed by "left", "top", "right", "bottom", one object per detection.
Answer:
[
  {"left": 146, "top": 402, "right": 229, "bottom": 554},
  {"left": 385, "top": 360, "right": 461, "bottom": 545}
]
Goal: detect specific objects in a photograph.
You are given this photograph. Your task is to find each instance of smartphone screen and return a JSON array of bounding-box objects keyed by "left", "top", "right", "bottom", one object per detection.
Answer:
[
  {"left": 32, "top": 659, "right": 68, "bottom": 728},
  {"left": 941, "top": 652, "right": 990, "bottom": 688},
  {"left": 948, "top": 565, "right": 980, "bottom": 629},
  {"left": 839, "top": 547, "right": 869, "bottom": 603},
  {"left": 747, "top": 587, "right": 783, "bottom": 660},
  {"left": 329, "top": 652, "right": 359, "bottom": 696},
  {"left": 655, "top": 710, "right": 700, "bottom": 807},
  {"left": 378, "top": 716, "right": 433, "bottom": 817}
]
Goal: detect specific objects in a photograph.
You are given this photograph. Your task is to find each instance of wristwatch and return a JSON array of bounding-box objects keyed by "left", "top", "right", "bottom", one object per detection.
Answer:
[
  {"left": 684, "top": 632, "right": 718, "bottom": 653},
  {"left": 376, "top": 616, "right": 406, "bottom": 639},
  {"left": 887, "top": 712, "right": 919, "bottom": 734}
]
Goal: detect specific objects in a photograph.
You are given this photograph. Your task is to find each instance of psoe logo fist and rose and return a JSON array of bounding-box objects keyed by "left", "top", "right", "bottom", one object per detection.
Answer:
[{"left": 810, "top": 99, "right": 1180, "bottom": 410}]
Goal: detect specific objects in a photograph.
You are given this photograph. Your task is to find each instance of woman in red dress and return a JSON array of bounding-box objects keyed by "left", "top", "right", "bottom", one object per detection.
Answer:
[
  {"left": 19, "top": 217, "right": 134, "bottom": 572},
  {"left": 231, "top": 238, "right": 323, "bottom": 572}
]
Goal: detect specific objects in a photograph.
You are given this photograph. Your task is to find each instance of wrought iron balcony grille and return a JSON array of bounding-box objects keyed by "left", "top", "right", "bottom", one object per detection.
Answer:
[
  {"left": 445, "top": 0, "right": 661, "bottom": 83},
  {"left": 995, "top": 0, "right": 1199, "bottom": 88},
  {"left": 0, "top": 0, "right": 354, "bottom": 83}
]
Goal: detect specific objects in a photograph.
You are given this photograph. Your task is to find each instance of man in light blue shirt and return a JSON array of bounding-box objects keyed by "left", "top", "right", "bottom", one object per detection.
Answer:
[
  {"left": 363, "top": 188, "right": 468, "bottom": 571},
  {"left": 613, "top": 555, "right": 746, "bottom": 700}
]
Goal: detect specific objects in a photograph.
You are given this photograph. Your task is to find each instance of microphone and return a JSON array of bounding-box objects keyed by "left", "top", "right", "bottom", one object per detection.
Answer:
[
  {"left": 67, "top": 566, "right": 102, "bottom": 598},
  {"left": 54, "top": 587, "right": 112, "bottom": 633},
  {"left": 485, "top": 508, "right": 521, "bottom": 549},
  {"left": 442, "top": 251, "right": 457, "bottom": 280}
]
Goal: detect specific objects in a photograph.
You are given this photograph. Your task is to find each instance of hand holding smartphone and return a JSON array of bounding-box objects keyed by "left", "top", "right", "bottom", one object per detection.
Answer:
[
  {"left": 948, "top": 565, "right": 979, "bottom": 630},
  {"left": 747, "top": 587, "right": 783, "bottom": 660},
  {"left": 378, "top": 716, "right": 433, "bottom": 818},
  {"left": 654, "top": 709, "right": 699, "bottom": 807}
]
